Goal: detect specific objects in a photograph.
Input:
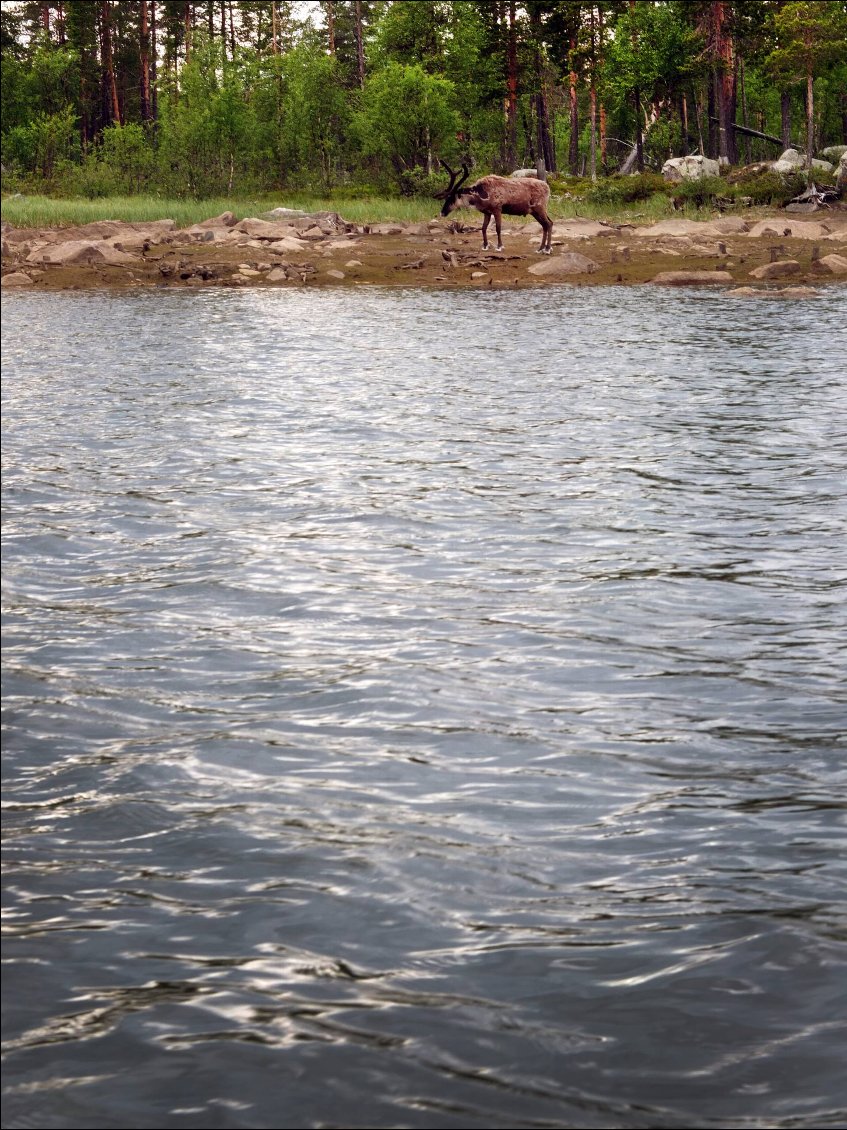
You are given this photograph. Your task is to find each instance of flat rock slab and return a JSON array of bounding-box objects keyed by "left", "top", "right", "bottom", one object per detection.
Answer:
[
  {"left": 265, "top": 237, "right": 310, "bottom": 253},
  {"left": 728, "top": 285, "right": 820, "bottom": 298},
  {"left": 649, "top": 270, "right": 735, "bottom": 285},
  {"left": 68, "top": 219, "right": 177, "bottom": 242},
  {"left": 746, "top": 219, "right": 831, "bottom": 239},
  {"left": 236, "top": 217, "right": 303, "bottom": 240},
  {"left": 1, "top": 271, "right": 33, "bottom": 287},
  {"left": 527, "top": 252, "right": 599, "bottom": 276},
  {"left": 550, "top": 221, "right": 618, "bottom": 240},
  {"left": 26, "top": 239, "right": 138, "bottom": 266},
  {"left": 634, "top": 218, "right": 748, "bottom": 238}
]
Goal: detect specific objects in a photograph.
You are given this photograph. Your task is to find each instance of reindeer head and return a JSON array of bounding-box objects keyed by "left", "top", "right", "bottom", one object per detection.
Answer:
[{"left": 434, "top": 160, "right": 472, "bottom": 216}]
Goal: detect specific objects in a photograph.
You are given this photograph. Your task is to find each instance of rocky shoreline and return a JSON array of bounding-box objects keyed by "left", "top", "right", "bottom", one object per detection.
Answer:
[{"left": 3, "top": 205, "right": 846, "bottom": 294}]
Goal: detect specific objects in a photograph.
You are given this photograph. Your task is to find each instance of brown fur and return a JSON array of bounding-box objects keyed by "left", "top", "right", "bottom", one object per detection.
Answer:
[{"left": 436, "top": 164, "right": 553, "bottom": 253}]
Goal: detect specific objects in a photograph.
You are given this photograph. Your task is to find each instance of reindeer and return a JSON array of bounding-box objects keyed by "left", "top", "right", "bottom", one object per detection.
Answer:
[{"left": 435, "top": 160, "right": 553, "bottom": 254}]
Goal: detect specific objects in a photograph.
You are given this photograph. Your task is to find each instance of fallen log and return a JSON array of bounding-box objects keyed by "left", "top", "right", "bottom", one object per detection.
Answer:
[{"left": 708, "top": 117, "right": 803, "bottom": 150}]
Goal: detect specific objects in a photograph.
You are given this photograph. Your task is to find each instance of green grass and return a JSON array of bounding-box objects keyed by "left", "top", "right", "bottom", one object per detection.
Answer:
[
  {"left": 2, "top": 185, "right": 728, "bottom": 232},
  {"left": 1, "top": 192, "right": 441, "bottom": 229}
]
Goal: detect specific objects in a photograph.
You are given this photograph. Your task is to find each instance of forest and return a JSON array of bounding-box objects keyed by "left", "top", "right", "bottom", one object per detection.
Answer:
[{"left": 1, "top": 0, "right": 846, "bottom": 202}]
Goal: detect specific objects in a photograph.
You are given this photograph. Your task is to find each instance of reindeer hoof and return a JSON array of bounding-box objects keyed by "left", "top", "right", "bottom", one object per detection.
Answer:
[{"left": 495, "top": 245, "right": 504, "bottom": 252}]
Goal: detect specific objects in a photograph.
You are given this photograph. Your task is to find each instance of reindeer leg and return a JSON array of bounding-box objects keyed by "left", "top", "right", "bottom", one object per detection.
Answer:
[
  {"left": 481, "top": 212, "right": 491, "bottom": 251},
  {"left": 494, "top": 209, "right": 504, "bottom": 252},
  {"left": 533, "top": 208, "right": 552, "bottom": 254}
]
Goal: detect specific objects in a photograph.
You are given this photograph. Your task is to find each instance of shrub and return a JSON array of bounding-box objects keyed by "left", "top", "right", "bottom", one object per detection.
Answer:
[
  {"left": 730, "top": 170, "right": 808, "bottom": 204},
  {"left": 586, "top": 172, "right": 669, "bottom": 205}
]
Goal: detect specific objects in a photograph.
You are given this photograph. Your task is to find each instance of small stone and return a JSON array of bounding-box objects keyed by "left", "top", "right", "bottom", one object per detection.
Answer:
[{"left": 325, "top": 269, "right": 345, "bottom": 280}]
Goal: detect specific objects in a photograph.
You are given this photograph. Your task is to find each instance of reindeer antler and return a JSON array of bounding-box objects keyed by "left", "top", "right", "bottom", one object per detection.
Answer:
[{"left": 439, "top": 159, "right": 470, "bottom": 192}]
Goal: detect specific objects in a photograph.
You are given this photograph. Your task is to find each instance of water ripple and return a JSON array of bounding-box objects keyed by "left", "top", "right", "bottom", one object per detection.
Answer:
[{"left": 3, "top": 286, "right": 846, "bottom": 1129}]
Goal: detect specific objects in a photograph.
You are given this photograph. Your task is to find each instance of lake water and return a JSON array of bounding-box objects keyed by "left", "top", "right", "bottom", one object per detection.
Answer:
[{"left": 2, "top": 285, "right": 846, "bottom": 1130}]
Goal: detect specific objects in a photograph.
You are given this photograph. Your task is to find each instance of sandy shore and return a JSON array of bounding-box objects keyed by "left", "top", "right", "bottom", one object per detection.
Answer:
[{"left": 3, "top": 206, "right": 846, "bottom": 293}]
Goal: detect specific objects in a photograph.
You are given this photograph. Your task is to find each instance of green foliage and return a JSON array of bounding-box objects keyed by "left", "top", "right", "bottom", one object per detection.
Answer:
[
  {"left": 395, "top": 166, "right": 447, "bottom": 198},
  {"left": 2, "top": 1, "right": 846, "bottom": 204},
  {"left": 2, "top": 106, "right": 80, "bottom": 181},
  {"left": 353, "top": 62, "right": 459, "bottom": 185},
  {"left": 603, "top": 3, "right": 696, "bottom": 107},
  {"left": 667, "top": 175, "right": 727, "bottom": 209},
  {"left": 274, "top": 42, "right": 350, "bottom": 188},
  {"left": 728, "top": 169, "right": 808, "bottom": 204},
  {"left": 766, "top": 1, "right": 847, "bottom": 85},
  {"left": 99, "top": 123, "right": 156, "bottom": 194},
  {"left": 586, "top": 172, "right": 669, "bottom": 205}
]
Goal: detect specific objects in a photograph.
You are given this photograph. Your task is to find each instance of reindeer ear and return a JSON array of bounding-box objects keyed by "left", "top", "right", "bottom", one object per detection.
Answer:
[{"left": 471, "top": 183, "right": 488, "bottom": 199}]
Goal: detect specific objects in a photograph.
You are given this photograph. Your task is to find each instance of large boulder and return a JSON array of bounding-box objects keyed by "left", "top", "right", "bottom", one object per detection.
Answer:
[
  {"left": 235, "top": 217, "right": 303, "bottom": 239},
  {"left": 662, "top": 155, "right": 720, "bottom": 182},
  {"left": 774, "top": 148, "right": 834, "bottom": 175},
  {"left": 748, "top": 260, "right": 802, "bottom": 280},
  {"left": 821, "top": 145, "right": 847, "bottom": 163},
  {"left": 527, "top": 252, "right": 599, "bottom": 277},
  {"left": 1, "top": 271, "right": 33, "bottom": 287},
  {"left": 837, "top": 151, "right": 847, "bottom": 194},
  {"left": 774, "top": 148, "right": 804, "bottom": 174},
  {"left": 811, "top": 253, "right": 847, "bottom": 276},
  {"left": 192, "top": 211, "right": 237, "bottom": 229}
]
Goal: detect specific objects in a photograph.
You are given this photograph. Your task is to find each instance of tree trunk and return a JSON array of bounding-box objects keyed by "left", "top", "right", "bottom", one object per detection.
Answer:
[
  {"left": 271, "top": 0, "right": 278, "bottom": 54},
  {"left": 506, "top": 1, "right": 518, "bottom": 169},
  {"left": 140, "top": 0, "right": 151, "bottom": 124},
  {"left": 568, "top": 43, "right": 579, "bottom": 174},
  {"left": 713, "top": 0, "right": 737, "bottom": 164},
  {"left": 739, "top": 56, "right": 751, "bottom": 163},
  {"left": 184, "top": 0, "right": 191, "bottom": 61},
  {"left": 781, "top": 90, "right": 792, "bottom": 148},
  {"left": 629, "top": 2, "right": 643, "bottom": 170},
  {"left": 707, "top": 77, "right": 717, "bottom": 157},
  {"left": 619, "top": 104, "right": 662, "bottom": 174},
  {"left": 355, "top": 0, "right": 365, "bottom": 89},
  {"left": 806, "top": 68, "right": 814, "bottom": 176},
  {"left": 101, "top": 2, "right": 121, "bottom": 125},
  {"left": 327, "top": 1, "right": 335, "bottom": 55},
  {"left": 598, "top": 5, "right": 607, "bottom": 172},
  {"left": 633, "top": 87, "right": 644, "bottom": 170},
  {"left": 150, "top": 0, "right": 157, "bottom": 122},
  {"left": 530, "top": 5, "right": 553, "bottom": 174},
  {"left": 692, "top": 85, "right": 704, "bottom": 155}
]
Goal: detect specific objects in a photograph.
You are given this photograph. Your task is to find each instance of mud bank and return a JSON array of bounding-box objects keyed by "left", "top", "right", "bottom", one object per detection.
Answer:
[{"left": 3, "top": 207, "right": 846, "bottom": 293}]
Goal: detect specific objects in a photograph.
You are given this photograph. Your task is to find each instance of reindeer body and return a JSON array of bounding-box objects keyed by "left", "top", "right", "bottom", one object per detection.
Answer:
[{"left": 436, "top": 164, "right": 553, "bottom": 254}]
